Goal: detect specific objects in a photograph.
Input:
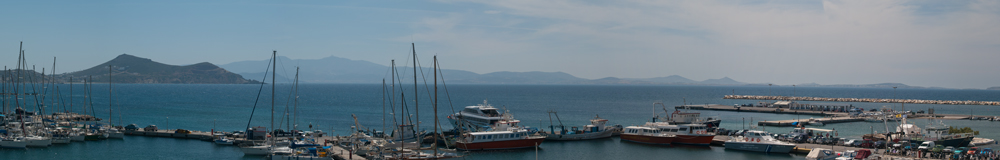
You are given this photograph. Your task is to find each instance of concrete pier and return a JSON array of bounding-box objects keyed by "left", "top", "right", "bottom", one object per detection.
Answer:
[
  {"left": 758, "top": 117, "right": 864, "bottom": 126},
  {"left": 724, "top": 95, "right": 1000, "bottom": 106},
  {"left": 676, "top": 104, "right": 847, "bottom": 116}
]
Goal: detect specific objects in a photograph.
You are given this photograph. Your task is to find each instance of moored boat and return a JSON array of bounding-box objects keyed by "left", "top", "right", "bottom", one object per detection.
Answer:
[
  {"left": 540, "top": 114, "right": 619, "bottom": 141},
  {"left": 447, "top": 100, "right": 504, "bottom": 132},
  {"left": 643, "top": 122, "right": 715, "bottom": 145},
  {"left": 0, "top": 137, "right": 27, "bottom": 149},
  {"left": 620, "top": 126, "right": 675, "bottom": 145},
  {"left": 455, "top": 112, "right": 544, "bottom": 150},
  {"left": 725, "top": 130, "right": 795, "bottom": 153}
]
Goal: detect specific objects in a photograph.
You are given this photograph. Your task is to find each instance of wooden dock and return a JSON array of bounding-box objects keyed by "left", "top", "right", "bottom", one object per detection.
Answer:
[{"left": 676, "top": 104, "right": 848, "bottom": 116}]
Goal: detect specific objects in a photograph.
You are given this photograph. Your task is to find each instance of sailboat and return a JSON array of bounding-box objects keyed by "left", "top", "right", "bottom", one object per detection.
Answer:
[
  {"left": 241, "top": 51, "right": 292, "bottom": 156},
  {"left": 107, "top": 65, "right": 124, "bottom": 139}
]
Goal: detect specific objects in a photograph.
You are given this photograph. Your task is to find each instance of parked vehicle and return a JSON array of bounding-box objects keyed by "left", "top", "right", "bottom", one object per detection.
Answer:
[
  {"left": 124, "top": 124, "right": 139, "bottom": 131},
  {"left": 843, "top": 139, "right": 858, "bottom": 146},
  {"left": 944, "top": 146, "right": 955, "bottom": 152},
  {"left": 175, "top": 129, "right": 191, "bottom": 134},
  {"left": 931, "top": 145, "right": 944, "bottom": 152},
  {"left": 144, "top": 125, "right": 158, "bottom": 132}
]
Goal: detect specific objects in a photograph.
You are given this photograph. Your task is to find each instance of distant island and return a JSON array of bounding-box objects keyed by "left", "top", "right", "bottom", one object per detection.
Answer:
[
  {"left": 49, "top": 54, "right": 258, "bottom": 84},
  {"left": 989, "top": 87, "right": 1000, "bottom": 90}
]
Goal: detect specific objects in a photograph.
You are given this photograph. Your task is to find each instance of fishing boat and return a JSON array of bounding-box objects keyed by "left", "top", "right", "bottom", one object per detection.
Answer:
[
  {"left": 620, "top": 126, "right": 676, "bottom": 145},
  {"left": 540, "top": 113, "right": 618, "bottom": 141},
  {"left": 725, "top": 130, "right": 795, "bottom": 153},
  {"left": 455, "top": 112, "right": 544, "bottom": 150},
  {"left": 447, "top": 100, "right": 504, "bottom": 132}
]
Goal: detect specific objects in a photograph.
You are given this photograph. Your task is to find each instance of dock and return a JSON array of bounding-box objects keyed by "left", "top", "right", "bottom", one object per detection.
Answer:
[
  {"left": 758, "top": 117, "right": 864, "bottom": 126},
  {"left": 724, "top": 95, "right": 1000, "bottom": 106},
  {"left": 123, "top": 128, "right": 366, "bottom": 160},
  {"left": 676, "top": 104, "right": 847, "bottom": 116}
]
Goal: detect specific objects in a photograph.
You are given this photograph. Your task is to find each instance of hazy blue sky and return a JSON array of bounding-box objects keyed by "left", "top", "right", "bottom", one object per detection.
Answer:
[{"left": 1, "top": 0, "right": 998, "bottom": 89}]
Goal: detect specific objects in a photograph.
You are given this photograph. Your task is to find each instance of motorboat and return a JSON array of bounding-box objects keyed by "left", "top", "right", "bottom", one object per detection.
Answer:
[
  {"left": 725, "top": 130, "right": 795, "bottom": 153},
  {"left": 447, "top": 100, "right": 505, "bottom": 132}
]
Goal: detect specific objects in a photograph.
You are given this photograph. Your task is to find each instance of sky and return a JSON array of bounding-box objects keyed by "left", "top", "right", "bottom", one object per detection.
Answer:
[{"left": 1, "top": 0, "right": 998, "bottom": 89}]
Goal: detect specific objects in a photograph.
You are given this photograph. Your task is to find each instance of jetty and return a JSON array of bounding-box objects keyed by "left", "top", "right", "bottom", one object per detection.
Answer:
[
  {"left": 724, "top": 95, "right": 1000, "bottom": 106},
  {"left": 757, "top": 117, "right": 863, "bottom": 126},
  {"left": 676, "top": 104, "right": 847, "bottom": 116}
]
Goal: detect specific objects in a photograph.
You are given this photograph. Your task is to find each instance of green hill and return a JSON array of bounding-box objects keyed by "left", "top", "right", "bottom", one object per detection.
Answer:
[{"left": 63, "top": 54, "right": 257, "bottom": 84}]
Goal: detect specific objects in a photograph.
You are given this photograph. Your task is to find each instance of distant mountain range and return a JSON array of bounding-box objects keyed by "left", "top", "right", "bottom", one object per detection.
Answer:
[
  {"left": 4, "top": 54, "right": 987, "bottom": 89},
  {"left": 218, "top": 55, "right": 757, "bottom": 85},
  {"left": 56, "top": 54, "right": 257, "bottom": 84}
]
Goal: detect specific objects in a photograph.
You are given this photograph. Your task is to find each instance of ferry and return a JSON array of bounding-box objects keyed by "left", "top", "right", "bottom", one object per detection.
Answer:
[
  {"left": 455, "top": 113, "right": 544, "bottom": 150},
  {"left": 447, "top": 100, "right": 504, "bottom": 132},
  {"left": 620, "top": 126, "right": 675, "bottom": 145}
]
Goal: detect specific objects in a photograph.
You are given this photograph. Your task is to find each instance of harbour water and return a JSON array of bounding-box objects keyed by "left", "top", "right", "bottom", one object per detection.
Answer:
[{"left": 2, "top": 84, "right": 999, "bottom": 159}]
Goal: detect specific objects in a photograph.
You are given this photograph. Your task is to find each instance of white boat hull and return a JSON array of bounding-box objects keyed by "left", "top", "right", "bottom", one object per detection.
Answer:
[
  {"left": 725, "top": 141, "right": 796, "bottom": 153},
  {"left": 71, "top": 135, "right": 85, "bottom": 142},
  {"left": 0, "top": 140, "right": 27, "bottom": 149},
  {"left": 52, "top": 137, "right": 72, "bottom": 144},
  {"left": 109, "top": 132, "right": 125, "bottom": 139},
  {"left": 241, "top": 146, "right": 292, "bottom": 156},
  {"left": 26, "top": 138, "right": 52, "bottom": 147},
  {"left": 269, "top": 155, "right": 333, "bottom": 160},
  {"left": 241, "top": 146, "right": 272, "bottom": 155}
]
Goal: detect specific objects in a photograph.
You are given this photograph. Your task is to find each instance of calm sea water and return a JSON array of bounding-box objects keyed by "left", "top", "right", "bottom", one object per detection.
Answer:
[{"left": 2, "top": 84, "right": 999, "bottom": 160}]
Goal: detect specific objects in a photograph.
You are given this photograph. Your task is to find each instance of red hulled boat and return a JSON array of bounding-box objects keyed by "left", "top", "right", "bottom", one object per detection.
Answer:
[{"left": 619, "top": 126, "right": 676, "bottom": 145}]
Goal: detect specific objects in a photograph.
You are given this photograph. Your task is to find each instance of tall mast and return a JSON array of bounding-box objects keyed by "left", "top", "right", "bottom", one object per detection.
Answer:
[
  {"left": 271, "top": 50, "right": 276, "bottom": 146},
  {"left": 51, "top": 57, "right": 56, "bottom": 113},
  {"left": 433, "top": 55, "right": 438, "bottom": 157},
  {"left": 293, "top": 67, "right": 299, "bottom": 131},
  {"left": 412, "top": 43, "right": 418, "bottom": 135},
  {"left": 70, "top": 76, "right": 73, "bottom": 114},
  {"left": 382, "top": 79, "right": 386, "bottom": 136},
  {"left": 109, "top": 65, "right": 112, "bottom": 126}
]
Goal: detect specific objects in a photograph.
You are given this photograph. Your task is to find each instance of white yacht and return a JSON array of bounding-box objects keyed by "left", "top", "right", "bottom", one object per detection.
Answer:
[
  {"left": 108, "top": 128, "right": 125, "bottom": 139},
  {"left": 24, "top": 135, "right": 52, "bottom": 147},
  {"left": 0, "top": 137, "right": 27, "bottom": 149},
  {"left": 725, "top": 130, "right": 796, "bottom": 153},
  {"left": 447, "top": 100, "right": 505, "bottom": 132}
]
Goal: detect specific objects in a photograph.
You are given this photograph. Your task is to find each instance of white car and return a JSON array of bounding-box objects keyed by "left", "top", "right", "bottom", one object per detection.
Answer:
[
  {"left": 918, "top": 141, "right": 934, "bottom": 150},
  {"left": 843, "top": 139, "right": 857, "bottom": 146}
]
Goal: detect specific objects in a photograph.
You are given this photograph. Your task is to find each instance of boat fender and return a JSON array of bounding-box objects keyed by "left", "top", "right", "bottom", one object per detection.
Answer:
[
  {"left": 745, "top": 137, "right": 748, "bottom": 141},
  {"left": 757, "top": 139, "right": 760, "bottom": 142}
]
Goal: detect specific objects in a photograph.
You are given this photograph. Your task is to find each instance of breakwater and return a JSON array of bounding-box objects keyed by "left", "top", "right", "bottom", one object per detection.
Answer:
[{"left": 724, "top": 95, "right": 1000, "bottom": 106}]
